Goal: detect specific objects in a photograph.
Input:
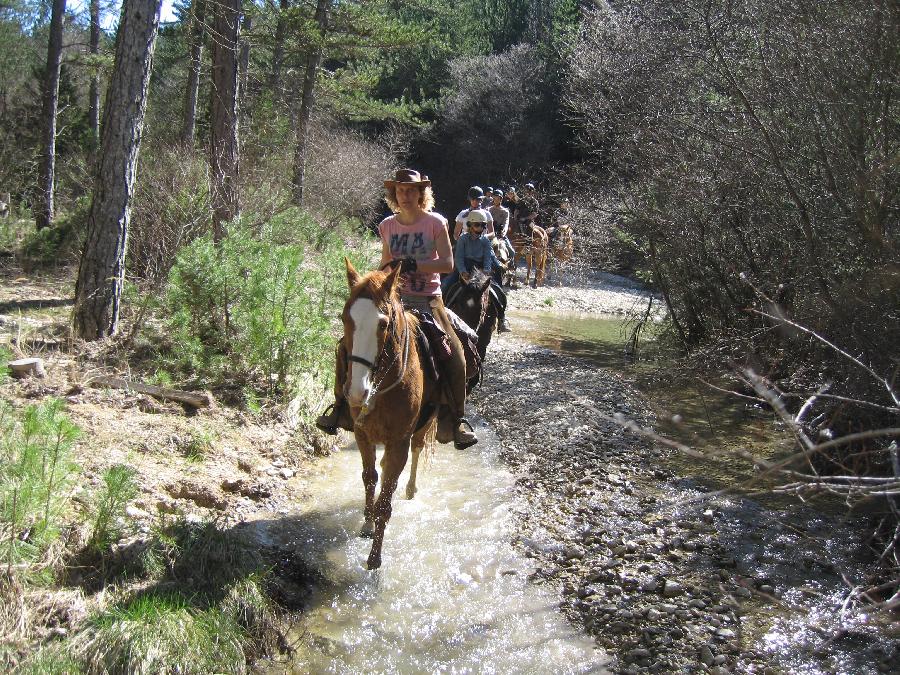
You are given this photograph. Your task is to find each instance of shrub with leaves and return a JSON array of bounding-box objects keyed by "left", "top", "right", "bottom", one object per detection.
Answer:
[{"left": 162, "top": 215, "right": 374, "bottom": 399}]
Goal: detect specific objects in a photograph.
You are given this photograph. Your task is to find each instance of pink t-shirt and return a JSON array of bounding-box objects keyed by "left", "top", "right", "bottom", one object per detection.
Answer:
[{"left": 378, "top": 211, "right": 448, "bottom": 296}]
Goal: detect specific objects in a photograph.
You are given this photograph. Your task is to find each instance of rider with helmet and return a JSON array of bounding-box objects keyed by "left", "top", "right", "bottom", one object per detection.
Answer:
[
  {"left": 489, "top": 188, "right": 515, "bottom": 261},
  {"left": 454, "top": 186, "right": 495, "bottom": 240}
]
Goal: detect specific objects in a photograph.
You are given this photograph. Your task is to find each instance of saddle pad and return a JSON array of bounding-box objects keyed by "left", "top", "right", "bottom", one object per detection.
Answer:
[{"left": 446, "top": 308, "right": 483, "bottom": 390}]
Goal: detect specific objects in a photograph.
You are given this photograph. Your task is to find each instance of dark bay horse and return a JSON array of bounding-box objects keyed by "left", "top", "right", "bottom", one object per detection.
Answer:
[
  {"left": 444, "top": 269, "right": 497, "bottom": 362},
  {"left": 342, "top": 258, "right": 438, "bottom": 569}
]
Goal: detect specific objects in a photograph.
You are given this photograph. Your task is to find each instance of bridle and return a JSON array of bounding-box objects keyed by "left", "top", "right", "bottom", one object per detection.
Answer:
[{"left": 349, "top": 300, "right": 411, "bottom": 418}]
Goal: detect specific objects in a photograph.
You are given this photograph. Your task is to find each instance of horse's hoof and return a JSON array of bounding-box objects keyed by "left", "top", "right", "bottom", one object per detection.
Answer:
[
  {"left": 359, "top": 521, "right": 374, "bottom": 538},
  {"left": 366, "top": 553, "right": 382, "bottom": 570},
  {"left": 405, "top": 485, "right": 417, "bottom": 500}
]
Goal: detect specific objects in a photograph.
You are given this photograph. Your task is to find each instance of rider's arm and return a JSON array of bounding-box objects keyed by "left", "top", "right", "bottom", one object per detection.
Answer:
[
  {"left": 419, "top": 221, "right": 453, "bottom": 274},
  {"left": 454, "top": 235, "right": 467, "bottom": 274},
  {"left": 379, "top": 237, "right": 392, "bottom": 269}
]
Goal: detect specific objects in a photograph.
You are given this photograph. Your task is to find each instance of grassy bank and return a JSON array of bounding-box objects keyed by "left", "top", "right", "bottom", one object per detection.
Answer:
[{"left": 0, "top": 209, "right": 377, "bottom": 672}]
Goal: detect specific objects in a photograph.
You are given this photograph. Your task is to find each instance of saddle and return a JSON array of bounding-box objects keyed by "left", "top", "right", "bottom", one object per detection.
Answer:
[{"left": 410, "top": 308, "right": 483, "bottom": 391}]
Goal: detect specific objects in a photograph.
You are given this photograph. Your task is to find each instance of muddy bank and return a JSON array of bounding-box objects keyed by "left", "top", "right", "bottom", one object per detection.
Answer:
[{"left": 468, "top": 276, "right": 898, "bottom": 674}]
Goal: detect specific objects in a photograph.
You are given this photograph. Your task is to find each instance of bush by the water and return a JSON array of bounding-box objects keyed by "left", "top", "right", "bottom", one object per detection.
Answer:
[{"left": 161, "top": 213, "right": 375, "bottom": 399}]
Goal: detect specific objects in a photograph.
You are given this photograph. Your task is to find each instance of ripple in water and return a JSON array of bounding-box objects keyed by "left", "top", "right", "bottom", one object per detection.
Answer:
[{"left": 278, "top": 419, "right": 608, "bottom": 674}]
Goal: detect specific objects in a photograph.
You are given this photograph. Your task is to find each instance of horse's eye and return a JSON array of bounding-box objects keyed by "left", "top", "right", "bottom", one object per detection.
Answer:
[{"left": 378, "top": 313, "right": 389, "bottom": 327}]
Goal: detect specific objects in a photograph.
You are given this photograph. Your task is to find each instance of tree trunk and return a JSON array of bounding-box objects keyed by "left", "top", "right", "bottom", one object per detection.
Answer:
[
  {"left": 210, "top": 0, "right": 241, "bottom": 241},
  {"left": 181, "top": 0, "right": 205, "bottom": 146},
  {"left": 290, "top": 0, "right": 330, "bottom": 207},
  {"left": 88, "top": 0, "right": 100, "bottom": 147},
  {"left": 239, "top": 12, "right": 252, "bottom": 105},
  {"left": 35, "top": 0, "right": 66, "bottom": 231},
  {"left": 270, "top": 0, "right": 289, "bottom": 99},
  {"left": 73, "top": 0, "right": 161, "bottom": 341}
]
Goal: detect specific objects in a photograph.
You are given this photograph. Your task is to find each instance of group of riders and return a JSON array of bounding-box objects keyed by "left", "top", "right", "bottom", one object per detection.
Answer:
[{"left": 315, "top": 168, "right": 572, "bottom": 451}]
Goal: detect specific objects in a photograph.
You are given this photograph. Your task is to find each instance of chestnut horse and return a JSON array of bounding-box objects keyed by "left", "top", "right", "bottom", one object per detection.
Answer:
[
  {"left": 342, "top": 258, "right": 438, "bottom": 569},
  {"left": 509, "top": 221, "right": 548, "bottom": 287},
  {"left": 444, "top": 269, "right": 497, "bottom": 361},
  {"left": 547, "top": 223, "right": 574, "bottom": 285}
]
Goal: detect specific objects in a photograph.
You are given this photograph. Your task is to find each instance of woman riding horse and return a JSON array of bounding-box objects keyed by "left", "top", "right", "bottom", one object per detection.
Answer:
[{"left": 316, "top": 168, "right": 478, "bottom": 450}]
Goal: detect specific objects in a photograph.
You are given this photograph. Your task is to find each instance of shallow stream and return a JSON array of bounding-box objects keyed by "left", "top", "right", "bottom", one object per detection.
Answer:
[
  {"left": 276, "top": 420, "right": 609, "bottom": 674},
  {"left": 266, "top": 308, "right": 896, "bottom": 674}
]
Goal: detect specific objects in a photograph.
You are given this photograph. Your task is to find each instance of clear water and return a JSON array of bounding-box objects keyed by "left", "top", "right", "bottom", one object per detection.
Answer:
[{"left": 275, "top": 419, "right": 609, "bottom": 674}]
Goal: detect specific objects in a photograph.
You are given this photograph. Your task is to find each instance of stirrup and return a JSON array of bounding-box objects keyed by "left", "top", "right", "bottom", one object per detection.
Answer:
[
  {"left": 315, "top": 403, "right": 340, "bottom": 435},
  {"left": 454, "top": 417, "right": 478, "bottom": 450}
]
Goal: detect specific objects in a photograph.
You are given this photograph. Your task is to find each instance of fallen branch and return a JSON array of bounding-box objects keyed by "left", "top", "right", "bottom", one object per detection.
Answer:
[{"left": 87, "top": 375, "right": 214, "bottom": 409}]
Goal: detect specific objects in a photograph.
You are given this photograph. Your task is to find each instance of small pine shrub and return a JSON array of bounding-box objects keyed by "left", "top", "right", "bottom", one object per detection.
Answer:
[
  {"left": 88, "top": 465, "right": 138, "bottom": 554},
  {"left": 0, "top": 399, "right": 80, "bottom": 568},
  {"left": 19, "top": 197, "right": 90, "bottom": 267},
  {"left": 162, "top": 221, "right": 347, "bottom": 398}
]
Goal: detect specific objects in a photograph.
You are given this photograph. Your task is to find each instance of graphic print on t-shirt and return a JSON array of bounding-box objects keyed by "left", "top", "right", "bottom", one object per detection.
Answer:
[{"left": 388, "top": 230, "right": 436, "bottom": 293}]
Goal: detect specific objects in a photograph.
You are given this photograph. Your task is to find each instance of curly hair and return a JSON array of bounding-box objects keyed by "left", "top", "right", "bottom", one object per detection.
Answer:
[{"left": 385, "top": 184, "right": 435, "bottom": 212}]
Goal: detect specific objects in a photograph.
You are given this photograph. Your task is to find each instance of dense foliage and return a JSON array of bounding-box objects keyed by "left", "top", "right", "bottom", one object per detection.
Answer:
[{"left": 565, "top": 0, "right": 898, "bottom": 419}]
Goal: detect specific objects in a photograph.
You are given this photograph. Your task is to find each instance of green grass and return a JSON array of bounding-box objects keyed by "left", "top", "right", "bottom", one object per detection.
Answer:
[
  {"left": 182, "top": 427, "right": 216, "bottom": 462},
  {"left": 73, "top": 591, "right": 247, "bottom": 674},
  {"left": 0, "top": 345, "right": 11, "bottom": 384}
]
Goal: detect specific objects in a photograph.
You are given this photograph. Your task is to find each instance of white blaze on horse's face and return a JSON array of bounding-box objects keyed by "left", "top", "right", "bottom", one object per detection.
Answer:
[{"left": 347, "top": 298, "right": 387, "bottom": 406}]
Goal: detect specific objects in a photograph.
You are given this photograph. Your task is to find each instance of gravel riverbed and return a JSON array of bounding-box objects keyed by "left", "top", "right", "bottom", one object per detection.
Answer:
[{"left": 468, "top": 274, "right": 899, "bottom": 674}]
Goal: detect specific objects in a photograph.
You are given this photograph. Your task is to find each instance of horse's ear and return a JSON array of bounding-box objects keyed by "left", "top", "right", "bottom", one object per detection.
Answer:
[
  {"left": 345, "top": 257, "right": 361, "bottom": 288},
  {"left": 385, "top": 261, "right": 403, "bottom": 293}
]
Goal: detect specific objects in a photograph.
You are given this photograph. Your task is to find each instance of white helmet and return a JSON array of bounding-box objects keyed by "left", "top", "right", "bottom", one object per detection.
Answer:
[{"left": 466, "top": 209, "right": 488, "bottom": 224}]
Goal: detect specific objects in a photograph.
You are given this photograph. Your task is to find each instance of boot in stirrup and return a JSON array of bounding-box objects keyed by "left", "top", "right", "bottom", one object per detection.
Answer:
[
  {"left": 454, "top": 417, "right": 478, "bottom": 450},
  {"left": 315, "top": 399, "right": 353, "bottom": 435}
]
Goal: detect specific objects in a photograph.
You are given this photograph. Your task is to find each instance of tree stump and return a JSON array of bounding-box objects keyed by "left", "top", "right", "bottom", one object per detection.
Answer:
[{"left": 8, "top": 357, "right": 47, "bottom": 379}]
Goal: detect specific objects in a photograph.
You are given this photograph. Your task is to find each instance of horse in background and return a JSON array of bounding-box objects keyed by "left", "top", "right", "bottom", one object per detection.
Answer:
[
  {"left": 509, "top": 221, "right": 548, "bottom": 288},
  {"left": 546, "top": 223, "right": 574, "bottom": 285},
  {"left": 444, "top": 268, "right": 497, "bottom": 362},
  {"left": 341, "top": 258, "right": 438, "bottom": 569}
]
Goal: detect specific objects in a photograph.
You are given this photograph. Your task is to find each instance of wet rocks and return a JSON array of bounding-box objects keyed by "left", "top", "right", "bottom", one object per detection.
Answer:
[{"left": 471, "top": 338, "right": 739, "bottom": 673}]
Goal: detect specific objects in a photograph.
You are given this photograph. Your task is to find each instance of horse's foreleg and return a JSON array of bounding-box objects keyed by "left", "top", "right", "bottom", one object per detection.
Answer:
[
  {"left": 525, "top": 250, "right": 533, "bottom": 286},
  {"left": 367, "top": 440, "right": 410, "bottom": 570},
  {"left": 357, "top": 435, "right": 378, "bottom": 538}
]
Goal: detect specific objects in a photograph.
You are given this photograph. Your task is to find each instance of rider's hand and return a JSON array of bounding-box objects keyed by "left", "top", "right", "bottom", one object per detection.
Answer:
[{"left": 386, "top": 256, "right": 417, "bottom": 273}]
